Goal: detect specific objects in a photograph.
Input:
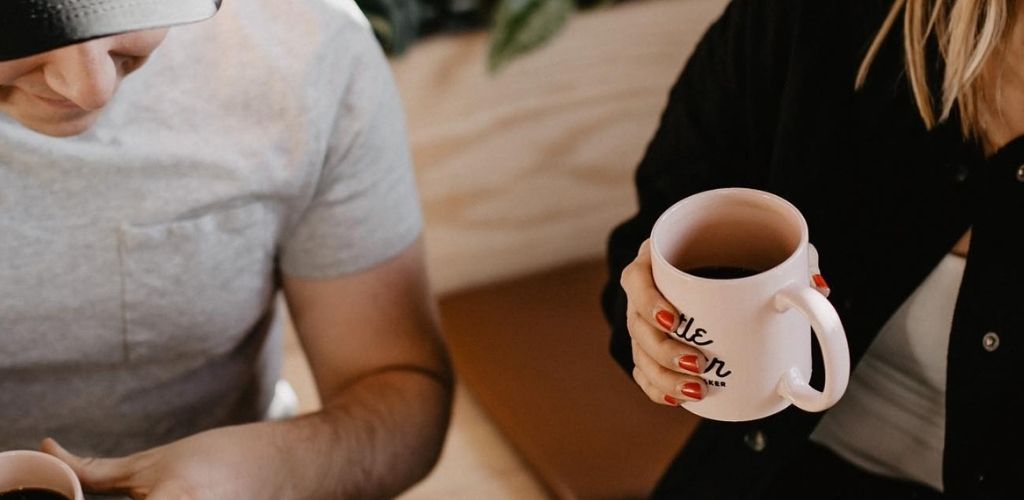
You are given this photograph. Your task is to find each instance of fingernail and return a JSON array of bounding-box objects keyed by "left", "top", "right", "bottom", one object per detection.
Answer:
[
  {"left": 663, "top": 395, "right": 680, "bottom": 405},
  {"left": 655, "top": 309, "right": 676, "bottom": 331},
  {"left": 678, "top": 354, "right": 701, "bottom": 374},
  {"left": 812, "top": 274, "right": 828, "bottom": 289},
  {"left": 682, "top": 382, "right": 704, "bottom": 401}
]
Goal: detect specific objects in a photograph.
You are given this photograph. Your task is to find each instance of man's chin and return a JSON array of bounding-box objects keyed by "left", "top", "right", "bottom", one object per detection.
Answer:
[{"left": 13, "top": 112, "right": 100, "bottom": 137}]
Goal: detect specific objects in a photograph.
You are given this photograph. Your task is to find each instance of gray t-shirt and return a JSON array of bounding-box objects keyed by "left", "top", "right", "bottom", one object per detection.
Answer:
[{"left": 0, "top": 0, "right": 422, "bottom": 463}]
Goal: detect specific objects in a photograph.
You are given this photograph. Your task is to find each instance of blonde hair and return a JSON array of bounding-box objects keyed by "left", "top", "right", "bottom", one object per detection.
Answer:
[{"left": 856, "top": 0, "right": 1012, "bottom": 140}]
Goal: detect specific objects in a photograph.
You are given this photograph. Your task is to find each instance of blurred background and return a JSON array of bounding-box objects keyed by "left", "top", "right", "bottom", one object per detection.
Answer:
[{"left": 284, "top": 0, "right": 727, "bottom": 497}]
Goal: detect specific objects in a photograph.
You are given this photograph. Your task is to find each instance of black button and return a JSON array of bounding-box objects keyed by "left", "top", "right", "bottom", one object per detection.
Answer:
[
  {"left": 744, "top": 430, "right": 766, "bottom": 452},
  {"left": 1016, "top": 164, "right": 1024, "bottom": 182},
  {"left": 983, "top": 332, "right": 1000, "bottom": 352}
]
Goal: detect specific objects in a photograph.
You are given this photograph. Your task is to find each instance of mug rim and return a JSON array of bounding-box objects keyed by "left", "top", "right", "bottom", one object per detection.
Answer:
[
  {"left": 0, "top": 450, "right": 83, "bottom": 499},
  {"left": 651, "top": 187, "right": 809, "bottom": 283}
]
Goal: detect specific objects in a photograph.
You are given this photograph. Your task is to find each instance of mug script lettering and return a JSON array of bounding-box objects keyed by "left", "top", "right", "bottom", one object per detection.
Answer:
[
  {"left": 674, "top": 312, "right": 732, "bottom": 383},
  {"left": 674, "top": 313, "right": 712, "bottom": 346}
]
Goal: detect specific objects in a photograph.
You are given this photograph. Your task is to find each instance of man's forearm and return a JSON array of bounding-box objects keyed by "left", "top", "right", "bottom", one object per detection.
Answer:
[{"left": 268, "top": 367, "right": 453, "bottom": 499}]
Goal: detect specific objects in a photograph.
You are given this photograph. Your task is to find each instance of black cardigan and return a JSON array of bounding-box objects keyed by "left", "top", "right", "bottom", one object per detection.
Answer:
[{"left": 602, "top": 0, "right": 1023, "bottom": 498}]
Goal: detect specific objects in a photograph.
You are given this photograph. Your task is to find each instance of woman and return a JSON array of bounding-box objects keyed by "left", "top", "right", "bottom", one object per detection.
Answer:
[
  {"left": 604, "top": 0, "right": 1021, "bottom": 498},
  {"left": 1, "top": 1, "right": 452, "bottom": 499}
]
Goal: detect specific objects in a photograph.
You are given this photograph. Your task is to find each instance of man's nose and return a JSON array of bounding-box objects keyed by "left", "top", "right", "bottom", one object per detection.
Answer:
[{"left": 42, "top": 40, "right": 119, "bottom": 110}]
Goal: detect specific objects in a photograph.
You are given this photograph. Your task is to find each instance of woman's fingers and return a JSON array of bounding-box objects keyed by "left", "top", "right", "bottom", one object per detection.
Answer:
[
  {"left": 632, "top": 358, "right": 707, "bottom": 406},
  {"left": 621, "top": 240, "right": 681, "bottom": 332},
  {"left": 633, "top": 339, "right": 707, "bottom": 402},
  {"left": 622, "top": 241, "right": 706, "bottom": 374},
  {"left": 622, "top": 239, "right": 709, "bottom": 406},
  {"left": 627, "top": 307, "right": 705, "bottom": 375}
]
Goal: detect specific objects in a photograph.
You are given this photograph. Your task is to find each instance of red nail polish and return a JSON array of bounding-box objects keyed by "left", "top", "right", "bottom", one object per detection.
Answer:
[
  {"left": 655, "top": 310, "right": 676, "bottom": 331},
  {"left": 682, "top": 382, "right": 704, "bottom": 401},
  {"left": 813, "top": 274, "right": 828, "bottom": 289},
  {"left": 678, "top": 355, "right": 701, "bottom": 374},
  {"left": 664, "top": 395, "right": 680, "bottom": 405}
]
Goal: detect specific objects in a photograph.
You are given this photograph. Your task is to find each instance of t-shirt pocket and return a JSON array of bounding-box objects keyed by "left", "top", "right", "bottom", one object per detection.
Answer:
[{"left": 118, "top": 202, "right": 281, "bottom": 361}]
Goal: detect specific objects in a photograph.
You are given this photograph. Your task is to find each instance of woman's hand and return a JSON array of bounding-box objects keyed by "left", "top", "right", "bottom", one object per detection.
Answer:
[
  {"left": 42, "top": 424, "right": 292, "bottom": 500},
  {"left": 620, "top": 239, "right": 708, "bottom": 406}
]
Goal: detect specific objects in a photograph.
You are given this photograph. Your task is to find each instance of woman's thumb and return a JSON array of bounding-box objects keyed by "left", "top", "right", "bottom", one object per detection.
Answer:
[{"left": 41, "top": 438, "right": 135, "bottom": 492}]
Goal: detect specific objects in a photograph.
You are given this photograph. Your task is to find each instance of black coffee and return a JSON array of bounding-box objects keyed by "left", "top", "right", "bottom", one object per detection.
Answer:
[
  {"left": 0, "top": 488, "right": 69, "bottom": 500},
  {"left": 685, "top": 265, "right": 760, "bottom": 279}
]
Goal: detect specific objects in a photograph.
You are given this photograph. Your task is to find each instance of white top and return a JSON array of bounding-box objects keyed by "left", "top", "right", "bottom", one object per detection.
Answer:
[{"left": 811, "top": 253, "right": 966, "bottom": 492}]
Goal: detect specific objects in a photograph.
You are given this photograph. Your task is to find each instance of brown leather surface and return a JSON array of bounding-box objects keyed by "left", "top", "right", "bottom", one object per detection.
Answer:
[{"left": 439, "top": 259, "right": 699, "bottom": 499}]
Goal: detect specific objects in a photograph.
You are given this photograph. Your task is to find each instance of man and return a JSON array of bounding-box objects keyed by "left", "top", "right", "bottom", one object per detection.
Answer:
[{"left": 0, "top": 1, "right": 453, "bottom": 498}]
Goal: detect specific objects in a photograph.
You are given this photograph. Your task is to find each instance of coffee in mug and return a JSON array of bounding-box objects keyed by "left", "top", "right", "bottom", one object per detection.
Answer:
[
  {"left": 0, "top": 451, "right": 82, "bottom": 500},
  {"left": 0, "top": 488, "right": 71, "bottom": 500},
  {"left": 651, "top": 188, "right": 850, "bottom": 422},
  {"left": 682, "top": 266, "right": 761, "bottom": 280}
]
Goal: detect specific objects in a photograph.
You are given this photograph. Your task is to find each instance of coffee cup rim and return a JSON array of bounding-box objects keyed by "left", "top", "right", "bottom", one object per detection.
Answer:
[
  {"left": 0, "top": 450, "right": 83, "bottom": 499},
  {"left": 651, "top": 187, "right": 809, "bottom": 282}
]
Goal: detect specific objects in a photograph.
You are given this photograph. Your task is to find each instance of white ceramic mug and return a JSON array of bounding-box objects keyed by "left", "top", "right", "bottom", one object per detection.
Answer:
[
  {"left": 0, "top": 450, "right": 84, "bottom": 500},
  {"left": 650, "top": 188, "right": 850, "bottom": 422}
]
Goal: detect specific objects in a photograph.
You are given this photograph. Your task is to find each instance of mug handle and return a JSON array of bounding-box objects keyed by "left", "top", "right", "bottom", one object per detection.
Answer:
[{"left": 773, "top": 284, "right": 850, "bottom": 412}]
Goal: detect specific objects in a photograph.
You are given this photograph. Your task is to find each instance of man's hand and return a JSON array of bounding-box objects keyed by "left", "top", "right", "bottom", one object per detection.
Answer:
[
  {"left": 43, "top": 425, "right": 293, "bottom": 500},
  {"left": 44, "top": 237, "right": 453, "bottom": 499}
]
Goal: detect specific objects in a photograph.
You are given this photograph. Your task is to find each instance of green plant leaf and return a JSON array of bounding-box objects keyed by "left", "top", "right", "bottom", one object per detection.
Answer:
[
  {"left": 488, "top": 0, "right": 575, "bottom": 72},
  {"left": 356, "top": 0, "right": 425, "bottom": 55}
]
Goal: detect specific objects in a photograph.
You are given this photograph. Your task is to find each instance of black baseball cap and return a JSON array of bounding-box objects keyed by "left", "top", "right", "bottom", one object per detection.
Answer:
[{"left": 0, "top": 0, "right": 222, "bottom": 61}]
